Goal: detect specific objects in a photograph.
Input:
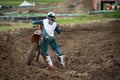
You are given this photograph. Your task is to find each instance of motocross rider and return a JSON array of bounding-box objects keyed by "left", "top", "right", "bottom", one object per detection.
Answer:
[{"left": 32, "top": 11, "right": 65, "bottom": 69}]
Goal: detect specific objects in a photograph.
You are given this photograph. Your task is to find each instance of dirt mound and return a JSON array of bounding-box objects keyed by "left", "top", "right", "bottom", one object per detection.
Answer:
[
  {"left": 37, "top": 0, "right": 92, "bottom": 13},
  {"left": 1, "top": 0, "right": 92, "bottom": 14},
  {"left": 55, "top": 0, "right": 92, "bottom": 13},
  {"left": 0, "top": 19, "right": 120, "bottom": 80}
]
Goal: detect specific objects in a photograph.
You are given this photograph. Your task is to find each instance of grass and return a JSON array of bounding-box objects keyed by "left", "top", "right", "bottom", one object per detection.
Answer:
[
  {"left": 0, "top": 0, "right": 67, "bottom": 7},
  {"left": 102, "top": 10, "right": 120, "bottom": 18},
  {"left": 0, "top": 10, "right": 120, "bottom": 31},
  {"left": 56, "top": 15, "right": 105, "bottom": 24},
  {"left": 0, "top": 15, "right": 105, "bottom": 31},
  {"left": 0, "top": 23, "right": 32, "bottom": 31},
  {"left": 56, "top": 10, "right": 120, "bottom": 24}
]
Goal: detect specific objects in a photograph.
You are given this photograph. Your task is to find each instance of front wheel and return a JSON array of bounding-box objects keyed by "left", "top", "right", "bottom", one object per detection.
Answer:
[{"left": 27, "top": 42, "right": 38, "bottom": 65}]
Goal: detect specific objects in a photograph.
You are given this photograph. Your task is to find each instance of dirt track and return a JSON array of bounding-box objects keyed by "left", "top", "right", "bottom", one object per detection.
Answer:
[{"left": 0, "top": 19, "right": 120, "bottom": 80}]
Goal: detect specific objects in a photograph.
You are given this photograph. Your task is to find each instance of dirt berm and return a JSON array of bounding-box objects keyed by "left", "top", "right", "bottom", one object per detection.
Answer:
[
  {"left": 0, "top": 19, "right": 120, "bottom": 80},
  {"left": 1, "top": 0, "right": 92, "bottom": 13}
]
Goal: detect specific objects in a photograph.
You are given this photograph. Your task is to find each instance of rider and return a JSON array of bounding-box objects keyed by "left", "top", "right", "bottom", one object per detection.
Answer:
[{"left": 32, "top": 11, "right": 65, "bottom": 69}]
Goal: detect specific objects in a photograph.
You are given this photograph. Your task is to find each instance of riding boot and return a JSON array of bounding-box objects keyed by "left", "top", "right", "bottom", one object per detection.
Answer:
[
  {"left": 46, "top": 56, "right": 55, "bottom": 70},
  {"left": 57, "top": 55, "right": 65, "bottom": 68}
]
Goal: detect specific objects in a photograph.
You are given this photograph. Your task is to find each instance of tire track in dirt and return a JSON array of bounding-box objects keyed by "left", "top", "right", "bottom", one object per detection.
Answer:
[{"left": 0, "top": 19, "right": 120, "bottom": 80}]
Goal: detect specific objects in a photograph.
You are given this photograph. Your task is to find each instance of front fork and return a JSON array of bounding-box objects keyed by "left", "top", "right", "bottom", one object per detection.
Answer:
[{"left": 36, "top": 45, "right": 40, "bottom": 62}]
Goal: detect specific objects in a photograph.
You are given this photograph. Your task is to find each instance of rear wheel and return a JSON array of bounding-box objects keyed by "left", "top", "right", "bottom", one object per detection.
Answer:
[{"left": 27, "top": 42, "right": 38, "bottom": 65}]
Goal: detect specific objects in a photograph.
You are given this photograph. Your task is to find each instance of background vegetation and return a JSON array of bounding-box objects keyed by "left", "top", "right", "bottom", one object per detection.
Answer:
[
  {"left": 0, "top": 23, "right": 32, "bottom": 31},
  {"left": 0, "top": 0, "right": 67, "bottom": 7},
  {"left": 102, "top": 10, "right": 120, "bottom": 18},
  {"left": 0, "top": 0, "right": 120, "bottom": 31},
  {"left": 0, "top": 13, "right": 116, "bottom": 31},
  {"left": 0, "top": 10, "right": 120, "bottom": 31}
]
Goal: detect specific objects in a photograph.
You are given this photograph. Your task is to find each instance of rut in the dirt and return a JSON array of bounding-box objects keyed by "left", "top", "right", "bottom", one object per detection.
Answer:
[{"left": 0, "top": 19, "right": 120, "bottom": 80}]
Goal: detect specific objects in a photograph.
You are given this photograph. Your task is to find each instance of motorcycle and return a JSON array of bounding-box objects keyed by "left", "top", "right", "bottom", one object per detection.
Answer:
[{"left": 27, "top": 26, "right": 43, "bottom": 65}]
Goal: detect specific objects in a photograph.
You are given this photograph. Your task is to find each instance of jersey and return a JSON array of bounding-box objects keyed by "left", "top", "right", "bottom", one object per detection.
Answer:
[
  {"left": 43, "top": 19, "right": 57, "bottom": 37},
  {"left": 32, "top": 18, "right": 61, "bottom": 38}
]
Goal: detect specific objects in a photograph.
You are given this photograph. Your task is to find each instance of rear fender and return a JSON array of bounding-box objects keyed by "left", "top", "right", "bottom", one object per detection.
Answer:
[
  {"left": 31, "top": 35, "right": 35, "bottom": 43},
  {"left": 31, "top": 34, "right": 41, "bottom": 43}
]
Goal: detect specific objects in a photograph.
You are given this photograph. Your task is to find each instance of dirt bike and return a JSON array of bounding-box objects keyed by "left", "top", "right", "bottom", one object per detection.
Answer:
[{"left": 27, "top": 30, "right": 43, "bottom": 65}]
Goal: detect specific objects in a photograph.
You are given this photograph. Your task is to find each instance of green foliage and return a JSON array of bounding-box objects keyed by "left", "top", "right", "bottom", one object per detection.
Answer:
[
  {"left": 102, "top": 10, "right": 120, "bottom": 18},
  {"left": 0, "top": 0, "right": 67, "bottom": 7},
  {"left": 0, "top": 11, "right": 120, "bottom": 31},
  {"left": 56, "top": 15, "right": 104, "bottom": 24},
  {"left": 0, "top": 23, "right": 32, "bottom": 31}
]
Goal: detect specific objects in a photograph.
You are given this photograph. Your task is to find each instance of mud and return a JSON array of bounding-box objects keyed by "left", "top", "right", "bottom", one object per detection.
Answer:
[{"left": 0, "top": 19, "right": 120, "bottom": 80}]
